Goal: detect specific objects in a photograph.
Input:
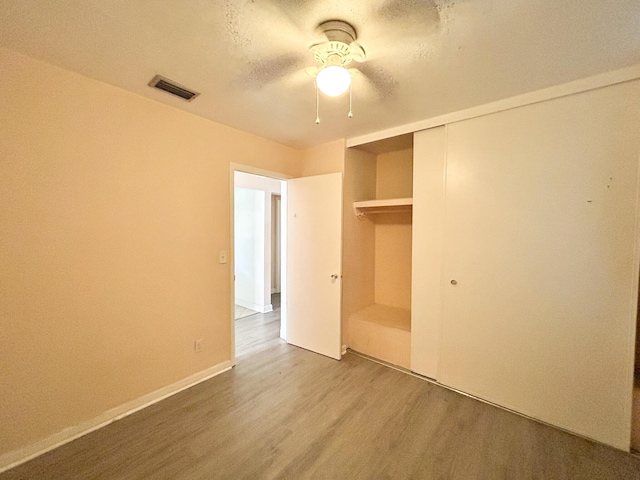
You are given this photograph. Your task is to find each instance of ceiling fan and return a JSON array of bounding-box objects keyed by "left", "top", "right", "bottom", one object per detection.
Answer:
[
  {"left": 305, "top": 20, "right": 365, "bottom": 122},
  {"left": 305, "top": 20, "right": 374, "bottom": 123},
  {"left": 236, "top": 17, "right": 398, "bottom": 123},
  {"left": 233, "top": 1, "right": 446, "bottom": 122}
]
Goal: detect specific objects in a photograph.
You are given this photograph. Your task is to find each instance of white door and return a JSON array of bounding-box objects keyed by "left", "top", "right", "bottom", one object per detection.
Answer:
[
  {"left": 438, "top": 82, "right": 640, "bottom": 450},
  {"left": 286, "top": 173, "right": 342, "bottom": 360}
]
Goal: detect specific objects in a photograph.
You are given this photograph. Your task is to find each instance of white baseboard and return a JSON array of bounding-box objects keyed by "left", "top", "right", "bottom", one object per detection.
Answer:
[
  {"left": 235, "top": 298, "right": 272, "bottom": 313},
  {"left": 0, "top": 360, "right": 233, "bottom": 473}
]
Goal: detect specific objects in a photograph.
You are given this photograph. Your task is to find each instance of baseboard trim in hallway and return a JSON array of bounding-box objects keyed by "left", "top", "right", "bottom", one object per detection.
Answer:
[{"left": 0, "top": 360, "right": 232, "bottom": 473}]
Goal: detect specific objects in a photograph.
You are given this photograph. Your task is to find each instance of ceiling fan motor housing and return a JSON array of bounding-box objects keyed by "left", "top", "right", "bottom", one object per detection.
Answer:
[
  {"left": 313, "top": 41, "right": 352, "bottom": 66},
  {"left": 311, "top": 20, "right": 366, "bottom": 67},
  {"left": 318, "top": 20, "right": 357, "bottom": 44}
]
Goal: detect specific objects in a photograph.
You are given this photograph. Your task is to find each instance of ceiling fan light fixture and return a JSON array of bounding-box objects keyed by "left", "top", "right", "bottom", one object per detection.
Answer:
[{"left": 316, "top": 65, "right": 351, "bottom": 97}]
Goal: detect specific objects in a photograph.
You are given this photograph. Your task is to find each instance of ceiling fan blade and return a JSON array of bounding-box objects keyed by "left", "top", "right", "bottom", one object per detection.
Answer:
[
  {"left": 358, "top": 0, "right": 452, "bottom": 63},
  {"left": 222, "top": 0, "right": 312, "bottom": 62},
  {"left": 375, "top": 0, "right": 443, "bottom": 23},
  {"left": 305, "top": 66, "right": 321, "bottom": 77},
  {"left": 237, "top": 52, "right": 307, "bottom": 90},
  {"left": 357, "top": 32, "right": 440, "bottom": 65},
  {"left": 256, "top": 3, "right": 309, "bottom": 48},
  {"left": 285, "top": 68, "right": 317, "bottom": 89},
  {"left": 349, "top": 41, "right": 367, "bottom": 63},
  {"left": 356, "top": 63, "right": 398, "bottom": 101}
]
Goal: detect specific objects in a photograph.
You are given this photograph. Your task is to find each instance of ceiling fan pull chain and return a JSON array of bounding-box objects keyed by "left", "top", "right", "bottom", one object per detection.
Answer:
[
  {"left": 348, "top": 83, "right": 353, "bottom": 118},
  {"left": 315, "top": 83, "right": 320, "bottom": 124}
]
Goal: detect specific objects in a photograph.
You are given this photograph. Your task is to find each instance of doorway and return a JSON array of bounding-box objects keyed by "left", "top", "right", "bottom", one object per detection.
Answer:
[
  {"left": 230, "top": 165, "right": 343, "bottom": 365},
  {"left": 232, "top": 170, "right": 286, "bottom": 360}
]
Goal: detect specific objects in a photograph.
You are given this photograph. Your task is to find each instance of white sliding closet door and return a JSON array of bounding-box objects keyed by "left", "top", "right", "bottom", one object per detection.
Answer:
[
  {"left": 411, "top": 126, "right": 447, "bottom": 379},
  {"left": 438, "top": 81, "right": 640, "bottom": 450}
]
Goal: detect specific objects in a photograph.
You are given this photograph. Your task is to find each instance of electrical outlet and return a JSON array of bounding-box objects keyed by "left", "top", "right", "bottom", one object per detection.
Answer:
[{"left": 194, "top": 339, "right": 203, "bottom": 353}]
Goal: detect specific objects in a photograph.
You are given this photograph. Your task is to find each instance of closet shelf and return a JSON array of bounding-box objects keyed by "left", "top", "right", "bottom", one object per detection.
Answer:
[{"left": 353, "top": 197, "right": 413, "bottom": 216}]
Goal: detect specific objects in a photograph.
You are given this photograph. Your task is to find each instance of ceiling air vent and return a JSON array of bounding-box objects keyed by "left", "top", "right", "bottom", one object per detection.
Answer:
[{"left": 148, "top": 75, "right": 199, "bottom": 101}]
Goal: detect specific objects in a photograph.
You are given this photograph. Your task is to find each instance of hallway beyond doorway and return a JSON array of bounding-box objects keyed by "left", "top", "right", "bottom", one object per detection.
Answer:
[
  {"left": 234, "top": 304, "right": 258, "bottom": 320},
  {"left": 235, "top": 293, "right": 282, "bottom": 359}
]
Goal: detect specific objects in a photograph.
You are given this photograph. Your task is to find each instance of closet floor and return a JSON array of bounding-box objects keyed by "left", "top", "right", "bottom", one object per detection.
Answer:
[{"left": 349, "top": 304, "right": 411, "bottom": 369}]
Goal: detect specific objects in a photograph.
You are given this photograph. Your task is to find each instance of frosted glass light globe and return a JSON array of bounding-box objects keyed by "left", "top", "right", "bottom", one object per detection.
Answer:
[{"left": 316, "top": 65, "right": 351, "bottom": 97}]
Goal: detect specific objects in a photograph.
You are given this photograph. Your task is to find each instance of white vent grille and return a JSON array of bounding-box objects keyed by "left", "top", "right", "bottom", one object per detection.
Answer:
[{"left": 148, "top": 75, "right": 199, "bottom": 101}]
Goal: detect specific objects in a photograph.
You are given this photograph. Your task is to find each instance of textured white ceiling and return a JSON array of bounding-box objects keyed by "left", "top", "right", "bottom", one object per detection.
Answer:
[{"left": 1, "top": 0, "right": 639, "bottom": 149}]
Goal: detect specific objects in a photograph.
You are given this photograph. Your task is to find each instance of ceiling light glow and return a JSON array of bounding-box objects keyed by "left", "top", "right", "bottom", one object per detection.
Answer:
[{"left": 316, "top": 66, "right": 351, "bottom": 97}]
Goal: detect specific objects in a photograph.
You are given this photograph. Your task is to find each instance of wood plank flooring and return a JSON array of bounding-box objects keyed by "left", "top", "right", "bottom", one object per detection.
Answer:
[
  {"left": 3, "top": 298, "right": 640, "bottom": 479},
  {"left": 234, "top": 304, "right": 258, "bottom": 320},
  {"left": 235, "top": 294, "right": 281, "bottom": 359}
]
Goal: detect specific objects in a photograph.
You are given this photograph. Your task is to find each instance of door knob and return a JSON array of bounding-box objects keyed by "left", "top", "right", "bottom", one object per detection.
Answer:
[
  {"left": 331, "top": 274, "right": 339, "bottom": 280},
  {"left": 450, "top": 279, "right": 457, "bottom": 285}
]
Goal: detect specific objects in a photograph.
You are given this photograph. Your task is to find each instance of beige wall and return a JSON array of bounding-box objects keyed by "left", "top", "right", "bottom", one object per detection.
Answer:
[
  {"left": 374, "top": 214, "right": 412, "bottom": 310},
  {"left": 374, "top": 149, "right": 413, "bottom": 310},
  {"left": 300, "top": 139, "right": 345, "bottom": 177},
  {"left": 375, "top": 148, "right": 413, "bottom": 199},
  {"left": 0, "top": 47, "right": 301, "bottom": 456}
]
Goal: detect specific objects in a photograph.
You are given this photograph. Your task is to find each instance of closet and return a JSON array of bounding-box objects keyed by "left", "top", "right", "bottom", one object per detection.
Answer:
[
  {"left": 344, "top": 78, "right": 640, "bottom": 452},
  {"left": 414, "top": 80, "right": 640, "bottom": 451},
  {"left": 343, "top": 135, "right": 413, "bottom": 369}
]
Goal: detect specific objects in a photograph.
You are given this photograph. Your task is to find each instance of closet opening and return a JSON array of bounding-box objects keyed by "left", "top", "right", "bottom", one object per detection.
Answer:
[{"left": 343, "top": 134, "right": 414, "bottom": 369}]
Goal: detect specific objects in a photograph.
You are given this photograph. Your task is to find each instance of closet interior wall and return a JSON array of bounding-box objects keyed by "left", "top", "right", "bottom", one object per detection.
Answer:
[{"left": 343, "top": 142, "right": 413, "bottom": 368}]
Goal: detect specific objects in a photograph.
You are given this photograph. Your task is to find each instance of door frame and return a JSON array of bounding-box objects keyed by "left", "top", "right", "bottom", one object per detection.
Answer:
[{"left": 229, "top": 163, "right": 292, "bottom": 365}]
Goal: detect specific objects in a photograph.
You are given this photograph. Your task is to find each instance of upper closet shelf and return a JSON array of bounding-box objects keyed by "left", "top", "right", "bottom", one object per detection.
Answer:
[{"left": 353, "top": 197, "right": 413, "bottom": 217}]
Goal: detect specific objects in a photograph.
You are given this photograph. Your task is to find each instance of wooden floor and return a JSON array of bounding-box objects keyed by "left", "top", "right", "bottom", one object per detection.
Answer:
[
  {"left": 234, "top": 294, "right": 281, "bottom": 359},
  {"left": 234, "top": 304, "right": 258, "bottom": 320},
  {"left": 3, "top": 299, "right": 640, "bottom": 479}
]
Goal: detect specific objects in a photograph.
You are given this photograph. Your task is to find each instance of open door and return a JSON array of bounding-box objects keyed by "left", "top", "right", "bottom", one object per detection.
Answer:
[{"left": 286, "top": 173, "right": 342, "bottom": 360}]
